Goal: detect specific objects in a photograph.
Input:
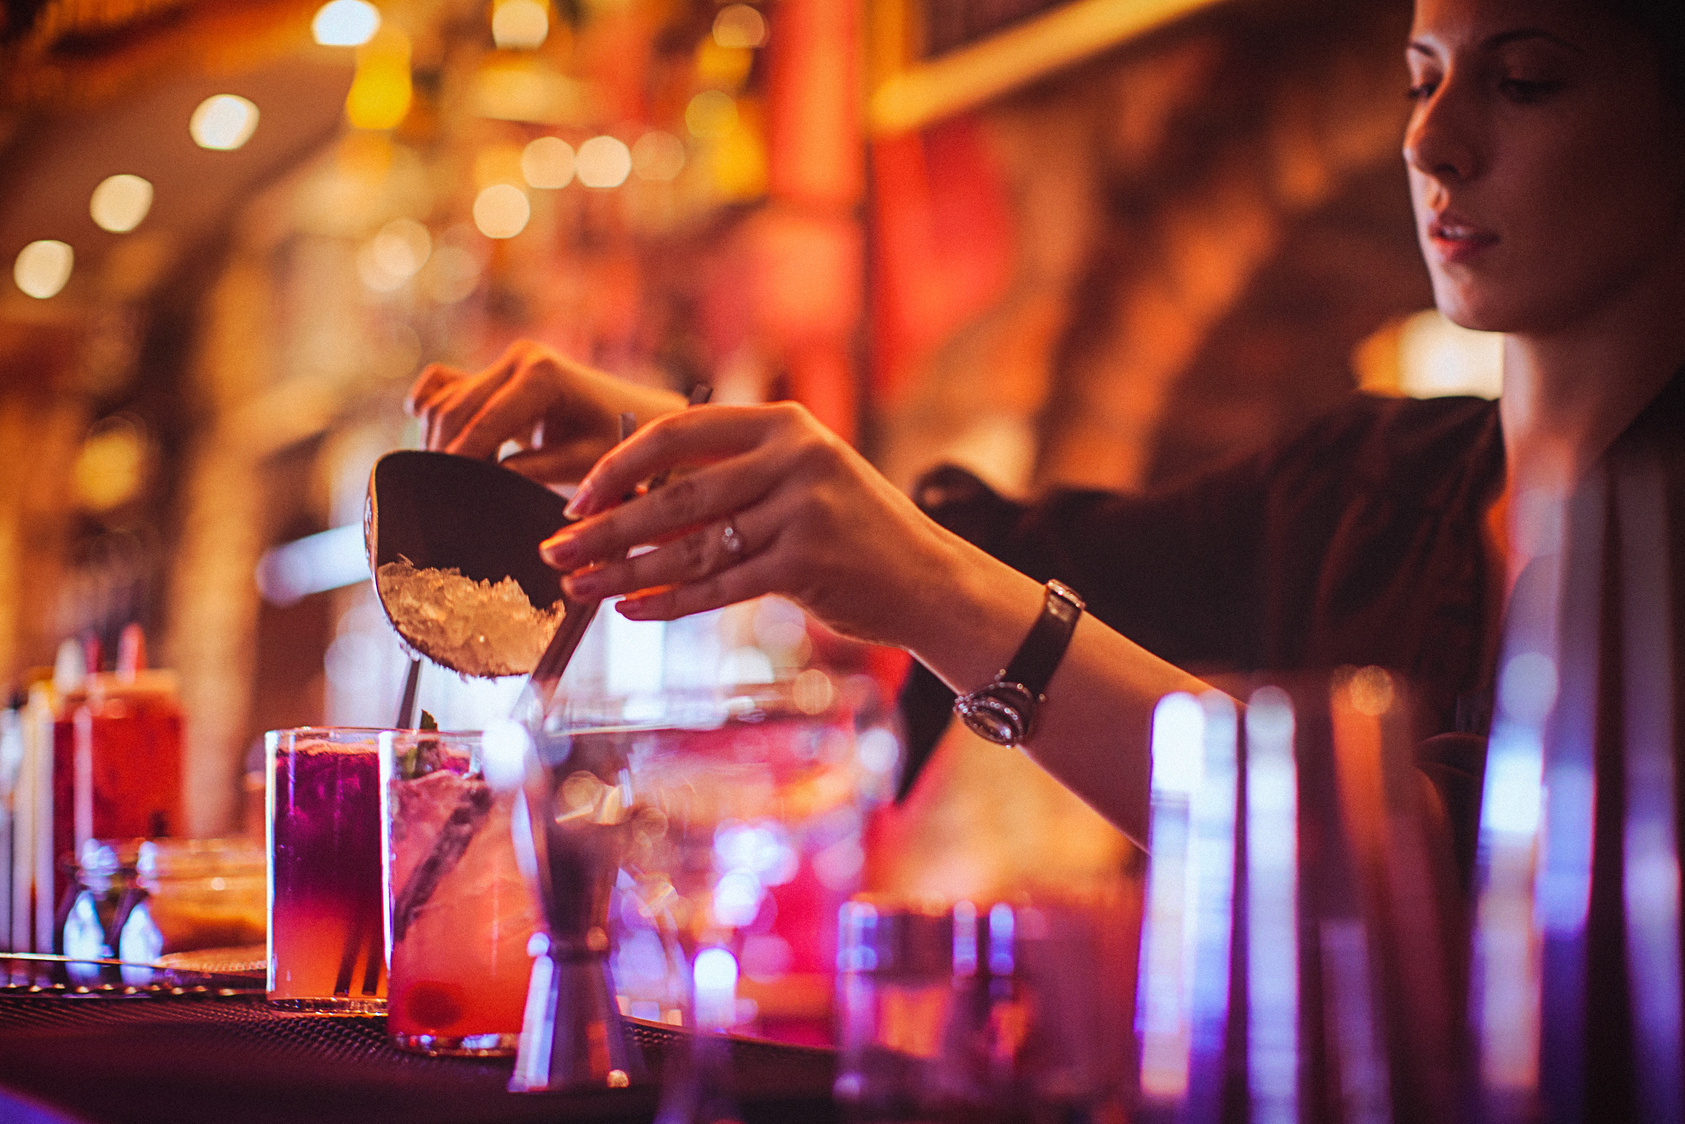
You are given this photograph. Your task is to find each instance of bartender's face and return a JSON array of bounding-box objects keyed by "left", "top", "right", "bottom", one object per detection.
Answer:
[{"left": 1404, "top": 0, "right": 1685, "bottom": 334}]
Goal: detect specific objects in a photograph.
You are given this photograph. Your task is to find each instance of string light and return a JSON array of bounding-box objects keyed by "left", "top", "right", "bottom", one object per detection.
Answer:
[
  {"left": 190, "top": 95, "right": 259, "bottom": 150},
  {"left": 473, "top": 183, "right": 530, "bottom": 238},
  {"left": 492, "top": 0, "right": 548, "bottom": 49},
  {"left": 89, "top": 174, "right": 154, "bottom": 233},
  {"left": 712, "top": 5, "right": 767, "bottom": 49},
  {"left": 13, "top": 240, "right": 74, "bottom": 299},
  {"left": 312, "top": 0, "right": 380, "bottom": 47},
  {"left": 521, "top": 136, "right": 574, "bottom": 189},
  {"left": 575, "top": 136, "right": 631, "bottom": 189}
]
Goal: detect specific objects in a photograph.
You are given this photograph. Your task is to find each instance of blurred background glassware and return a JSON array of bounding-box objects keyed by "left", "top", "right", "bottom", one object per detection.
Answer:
[
  {"left": 116, "top": 837, "right": 265, "bottom": 963},
  {"left": 619, "top": 675, "right": 871, "bottom": 1032},
  {"left": 601, "top": 680, "right": 876, "bottom": 1119},
  {"left": 380, "top": 725, "right": 542, "bottom": 1055},
  {"left": 265, "top": 727, "right": 386, "bottom": 1013},
  {"left": 834, "top": 896, "right": 1128, "bottom": 1124}
]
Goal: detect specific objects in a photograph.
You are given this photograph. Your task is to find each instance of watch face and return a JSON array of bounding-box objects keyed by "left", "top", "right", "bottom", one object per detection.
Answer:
[{"left": 955, "top": 681, "right": 1036, "bottom": 746}]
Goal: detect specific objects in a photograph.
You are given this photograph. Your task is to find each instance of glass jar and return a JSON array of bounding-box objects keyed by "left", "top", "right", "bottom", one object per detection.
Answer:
[{"left": 116, "top": 837, "right": 266, "bottom": 963}]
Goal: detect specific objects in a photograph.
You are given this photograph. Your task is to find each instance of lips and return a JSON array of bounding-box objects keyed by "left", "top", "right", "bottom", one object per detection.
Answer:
[{"left": 1426, "top": 211, "right": 1499, "bottom": 263}]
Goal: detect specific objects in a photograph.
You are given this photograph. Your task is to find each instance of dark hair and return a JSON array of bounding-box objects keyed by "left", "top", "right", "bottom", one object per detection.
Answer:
[{"left": 1601, "top": 0, "right": 1685, "bottom": 105}]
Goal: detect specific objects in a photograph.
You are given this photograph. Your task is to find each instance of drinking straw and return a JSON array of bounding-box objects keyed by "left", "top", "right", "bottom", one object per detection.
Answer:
[{"left": 395, "top": 658, "right": 421, "bottom": 730}]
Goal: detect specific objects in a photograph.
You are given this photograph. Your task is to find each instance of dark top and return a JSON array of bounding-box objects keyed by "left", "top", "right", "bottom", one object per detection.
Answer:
[
  {"left": 900, "top": 391, "right": 1508, "bottom": 780},
  {"left": 898, "top": 370, "right": 1685, "bottom": 874}
]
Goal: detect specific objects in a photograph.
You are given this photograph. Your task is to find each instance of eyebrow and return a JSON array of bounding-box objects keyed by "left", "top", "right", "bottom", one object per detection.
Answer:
[{"left": 1407, "top": 27, "right": 1585, "bottom": 57}]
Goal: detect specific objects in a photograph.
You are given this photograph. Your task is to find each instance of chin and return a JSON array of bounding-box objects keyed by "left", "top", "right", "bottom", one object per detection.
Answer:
[{"left": 1429, "top": 279, "right": 1511, "bottom": 335}]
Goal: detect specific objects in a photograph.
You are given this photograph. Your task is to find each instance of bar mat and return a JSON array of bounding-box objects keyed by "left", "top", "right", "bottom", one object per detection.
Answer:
[
  {"left": 0, "top": 992, "right": 835, "bottom": 1124},
  {"left": 1, "top": 953, "right": 264, "bottom": 999}
]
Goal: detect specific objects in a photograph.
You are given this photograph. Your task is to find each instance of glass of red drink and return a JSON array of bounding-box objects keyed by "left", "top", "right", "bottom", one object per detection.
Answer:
[
  {"left": 265, "top": 727, "right": 387, "bottom": 1013},
  {"left": 380, "top": 725, "right": 543, "bottom": 1055}
]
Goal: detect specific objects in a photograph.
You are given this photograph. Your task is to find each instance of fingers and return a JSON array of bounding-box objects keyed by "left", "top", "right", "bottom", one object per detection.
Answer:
[
  {"left": 541, "top": 448, "right": 779, "bottom": 572},
  {"left": 616, "top": 551, "right": 782, "bottom": 622},
  {"left": 442, "top": 363, "right": 564, "bottom": 459},
  {"left": 423, "top": 344, "right": 531, "bottom": 453},
  {"left": 407, "top": 364, "right": 466, "bottom": 449},
  {"left": 560, "top": 505, "right": 768, "bottom": 603},
  {"left": 566, "top": 403, "right": 805, "bottom": 518},
  {"left": 405, "top": 364, "right": 465, "bottom": 416}
]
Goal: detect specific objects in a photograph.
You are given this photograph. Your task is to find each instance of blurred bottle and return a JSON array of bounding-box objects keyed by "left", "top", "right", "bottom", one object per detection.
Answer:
[
  {"left": 0, "top": 686, "right": 24, "bottom": 950},
  {"left": 50, "top": 625, "right": 183, "bottom": 941},
  {"left": 9, "top": 652, "right": 76, "bottom": 952}
]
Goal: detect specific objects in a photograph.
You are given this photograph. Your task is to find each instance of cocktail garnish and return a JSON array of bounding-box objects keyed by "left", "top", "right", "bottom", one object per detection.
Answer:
[{"left": 398, "top": 730, "right": 446, "bottom": 781}]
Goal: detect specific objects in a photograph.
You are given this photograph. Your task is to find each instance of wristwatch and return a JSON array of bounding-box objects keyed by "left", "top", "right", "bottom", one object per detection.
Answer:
[{"left": 953, "top": 580, "right": 1085, "bottom": 747}]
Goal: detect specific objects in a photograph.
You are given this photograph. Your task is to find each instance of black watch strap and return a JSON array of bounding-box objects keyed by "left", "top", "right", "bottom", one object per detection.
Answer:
[
  {"left": 1001, "top": 580, "right": 1084, "bottom": 697},
  {"left": 953, "top": 580, "right": 1085, "bottom": 746}
]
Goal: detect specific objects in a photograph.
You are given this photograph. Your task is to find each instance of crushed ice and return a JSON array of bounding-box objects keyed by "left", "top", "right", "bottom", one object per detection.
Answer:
[{"left": 376, "top": 557, "right": 564, "bottom": 678}]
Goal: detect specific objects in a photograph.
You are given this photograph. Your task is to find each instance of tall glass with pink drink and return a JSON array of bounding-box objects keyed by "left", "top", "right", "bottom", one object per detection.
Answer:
[
  {"left": 266, "top": 728, "right": 387, "bottom": 1013},
  {"left": 380, "top": 726, "right": 543, "bottom": 1055}
]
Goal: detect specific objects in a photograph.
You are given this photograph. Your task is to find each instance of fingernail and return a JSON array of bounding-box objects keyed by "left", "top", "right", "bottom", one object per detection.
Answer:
[
  {"left": 541, "top": 530, "right": 580, "bottom": 568},
  {"left": 563, "top": 570, "right": 604, "bottom": 599},
  {"left": 563, "top": 483, "right": 594, "bottom": 519}
]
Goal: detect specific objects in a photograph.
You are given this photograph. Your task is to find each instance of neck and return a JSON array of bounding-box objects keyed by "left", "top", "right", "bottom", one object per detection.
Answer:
[{"left": 1498, "top": 282, "right": 1685, "bottom": 495}]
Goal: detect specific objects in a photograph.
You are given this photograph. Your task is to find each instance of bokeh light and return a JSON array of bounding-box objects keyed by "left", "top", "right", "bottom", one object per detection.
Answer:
[
  {"left": 575, "top": 135, "right": 632, "bottom": 189},
  {"left": 631, "top": 131, "right": 685, "bottom": 181},
  {"left": 190, "top": 95, "right": 259, "bottom": 150},
  {"left": 473, "top": 183, "right": 531, "bottom": 238},
  {"left": 89, "top": 174, "right": 154, "bottom": 233},
  {"left": 713, "top": 4, "right": 767, "bottom": 49},
  {"left": 72, "top": 416, "right": 148, "bottom": 512},
  {"left": 345, "top": 26, "right": 412, "bottom": 130},
  {"left": 312, "top": 0, "right": 380, "bottom": 47},
  {"left": 521, "top": 136, "right": 574, "bottom": 189},
  {"left": 424, "top": 244, "right": 481, "bottom": 303},
  {"left": 685, "top": 90, "right": 737, "bottom": 139},
  {"left": 13, "top": 240, "right": 74, "bottom": 299},
  {"left": 356, "top": 217, "right": 431, "bottom": 291},
  {"left": 491, "top": 0, "right": 548, "bottom": 49}
]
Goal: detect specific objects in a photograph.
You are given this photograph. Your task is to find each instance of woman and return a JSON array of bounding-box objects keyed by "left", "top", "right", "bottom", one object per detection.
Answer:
[{"left": 409, "top": 0, "right": 1685, "bottom": 850}]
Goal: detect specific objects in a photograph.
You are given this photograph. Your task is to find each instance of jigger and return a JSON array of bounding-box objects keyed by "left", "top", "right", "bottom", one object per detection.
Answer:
[{"left": 509, "top": 723, "right": 645, "bottom": 1092}]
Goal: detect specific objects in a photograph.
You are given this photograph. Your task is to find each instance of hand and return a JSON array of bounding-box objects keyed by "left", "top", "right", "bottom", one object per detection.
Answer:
[
  {"left": 537, "top": 401, "right": 969, "bottom": 649},
  {"left": 405, "top": 340, "right": 689, "bottom": 485}
]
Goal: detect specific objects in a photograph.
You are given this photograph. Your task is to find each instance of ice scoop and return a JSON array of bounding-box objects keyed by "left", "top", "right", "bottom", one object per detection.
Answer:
[{"left": 365, "top": 449, "right": 574, "bottom": 676}]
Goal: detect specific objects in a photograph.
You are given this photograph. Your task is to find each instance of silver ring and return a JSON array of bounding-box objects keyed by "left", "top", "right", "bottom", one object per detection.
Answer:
[{"left": 720, "top": 518, "right": 744, "bottom": 559}]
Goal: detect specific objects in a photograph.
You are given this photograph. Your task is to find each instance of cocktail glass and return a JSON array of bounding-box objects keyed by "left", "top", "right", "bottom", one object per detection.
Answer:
[
  {"left": 380, "top": 725, "right": 544, "bottom": 1054},
  {"left": 265, "top": 727, "right": 386, "bottom": 1013}
]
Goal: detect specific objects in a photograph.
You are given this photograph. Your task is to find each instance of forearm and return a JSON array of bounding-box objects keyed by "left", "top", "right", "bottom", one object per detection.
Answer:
[{"left": 897, "top": 527, "right": 1211, "bottom": 846}]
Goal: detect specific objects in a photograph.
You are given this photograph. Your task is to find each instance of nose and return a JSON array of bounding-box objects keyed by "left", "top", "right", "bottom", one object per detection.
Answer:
[{"left": 1402, "top": 80, "right": 1479, "bottom": 184}]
